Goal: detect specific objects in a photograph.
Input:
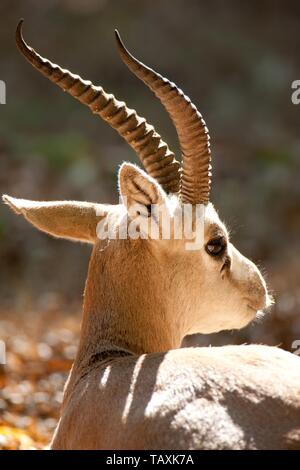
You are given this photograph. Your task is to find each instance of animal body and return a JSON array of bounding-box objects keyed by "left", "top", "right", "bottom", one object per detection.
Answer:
[{"left": 3, "top": 20, "right": 300, "bottom": 449}]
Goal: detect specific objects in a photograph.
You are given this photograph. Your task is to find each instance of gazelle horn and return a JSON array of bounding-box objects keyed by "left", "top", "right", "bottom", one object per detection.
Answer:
[
  {"left": 16, "top": 20, "right": 181, "bottom": 193},
  {"left": 115, "top": 30, "right": 211, "bottom": 204}
]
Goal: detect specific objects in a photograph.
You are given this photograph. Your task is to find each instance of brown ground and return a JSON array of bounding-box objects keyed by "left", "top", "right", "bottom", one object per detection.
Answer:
[{"left": 0, "top": 305, "right": 80, "bottom": 449}]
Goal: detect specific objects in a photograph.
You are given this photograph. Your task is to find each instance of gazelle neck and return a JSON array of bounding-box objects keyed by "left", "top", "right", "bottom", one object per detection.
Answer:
[{"left": 74, "top": 238, "right": 185, "bottom": 368}]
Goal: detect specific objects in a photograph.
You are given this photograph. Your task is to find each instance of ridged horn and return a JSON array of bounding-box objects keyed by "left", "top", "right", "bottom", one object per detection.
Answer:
[
  {"left": 115, "top": 30, "right": 211, "bottom": 205},
  {"left": 15, "top": 20, "right": 180, "bottom": 193}
]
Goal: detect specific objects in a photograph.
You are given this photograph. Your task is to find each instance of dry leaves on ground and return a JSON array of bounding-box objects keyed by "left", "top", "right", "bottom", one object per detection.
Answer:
[{"left": 0, "top": 306, "right": 81, "bottom": 449}]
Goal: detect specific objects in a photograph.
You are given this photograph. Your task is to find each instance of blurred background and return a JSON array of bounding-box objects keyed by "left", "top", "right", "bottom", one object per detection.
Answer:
[{"left": 0, "top": 0, "right": 300, "bottom": 448}]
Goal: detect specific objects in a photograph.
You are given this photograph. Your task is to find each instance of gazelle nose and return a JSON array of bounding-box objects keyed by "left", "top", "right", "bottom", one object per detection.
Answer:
[{"left": 249, "top": 269, "right": 269, "bottom": 311}]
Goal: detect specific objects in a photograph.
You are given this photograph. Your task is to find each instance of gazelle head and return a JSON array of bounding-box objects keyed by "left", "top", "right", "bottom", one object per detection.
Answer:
[{"left": 3, "top": 21, "right": 271, "bottom": 352}]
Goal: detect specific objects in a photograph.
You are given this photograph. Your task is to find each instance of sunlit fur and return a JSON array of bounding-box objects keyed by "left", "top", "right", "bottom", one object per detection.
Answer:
[{"left": 2, "top": 163, "right": 299, "bottom": 450}]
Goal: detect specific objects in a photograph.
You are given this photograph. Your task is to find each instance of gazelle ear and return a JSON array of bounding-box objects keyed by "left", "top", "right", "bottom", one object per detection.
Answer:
[
  {"left": 118, "top": 163, "right": 167, "bottom": 213},
  {"left": 2, "top": 195, "right": 107, "bottom": 244}
]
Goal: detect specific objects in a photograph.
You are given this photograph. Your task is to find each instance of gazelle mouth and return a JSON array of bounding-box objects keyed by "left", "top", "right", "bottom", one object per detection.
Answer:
[
  {"left": 246, "top": 304, "right": 265, "bottom": 321},
  {"left": 255, "top": 310, "right": 266, "bottom": 323},
  {"left": 247, "top": 304, "right": 270, "bottom": 324},
  {"left": 247, "top": 304, "right": 257, "bottom": 312},
  {"left": 246, "top": 293, "right": 274, "bottom": 316}
]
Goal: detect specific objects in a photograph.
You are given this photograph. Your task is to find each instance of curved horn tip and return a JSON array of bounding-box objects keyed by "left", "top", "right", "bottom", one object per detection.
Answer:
[
  {"left": 114, "top": 29, "right": 133, "bottom": 60},
  {"left": 16, "top": 18, "right": 24, "bottom": 35},
  {"left": 16, "top": 18, "right": 25, "bottom": 47},
  {"left": 114, "top": 29, "right": 126, "bottom": 52}
]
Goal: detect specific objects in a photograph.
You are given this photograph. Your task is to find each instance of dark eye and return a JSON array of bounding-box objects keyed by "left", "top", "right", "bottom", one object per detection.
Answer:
[{"left": 205, "top": 237, "right": 227, "bottom": 257}]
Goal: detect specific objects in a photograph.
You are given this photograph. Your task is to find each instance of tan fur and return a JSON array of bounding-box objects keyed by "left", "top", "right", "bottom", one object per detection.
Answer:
[
  {"left": 3, "top": 163, "right": 300, "bottom": 450},
  {"left": 284, "top": 429, "right": 300, "bottom": 450},
  {"left": 51, "top": 345, "right": 300, "bottom": 450},
  {"left": 2, "top": 196, "right": 106, "bottom": 243}
]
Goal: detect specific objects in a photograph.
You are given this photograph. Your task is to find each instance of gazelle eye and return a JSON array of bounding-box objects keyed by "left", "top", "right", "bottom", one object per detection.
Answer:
[{"left": 205, "top": 237, "right": 227, "bottom": 257}]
